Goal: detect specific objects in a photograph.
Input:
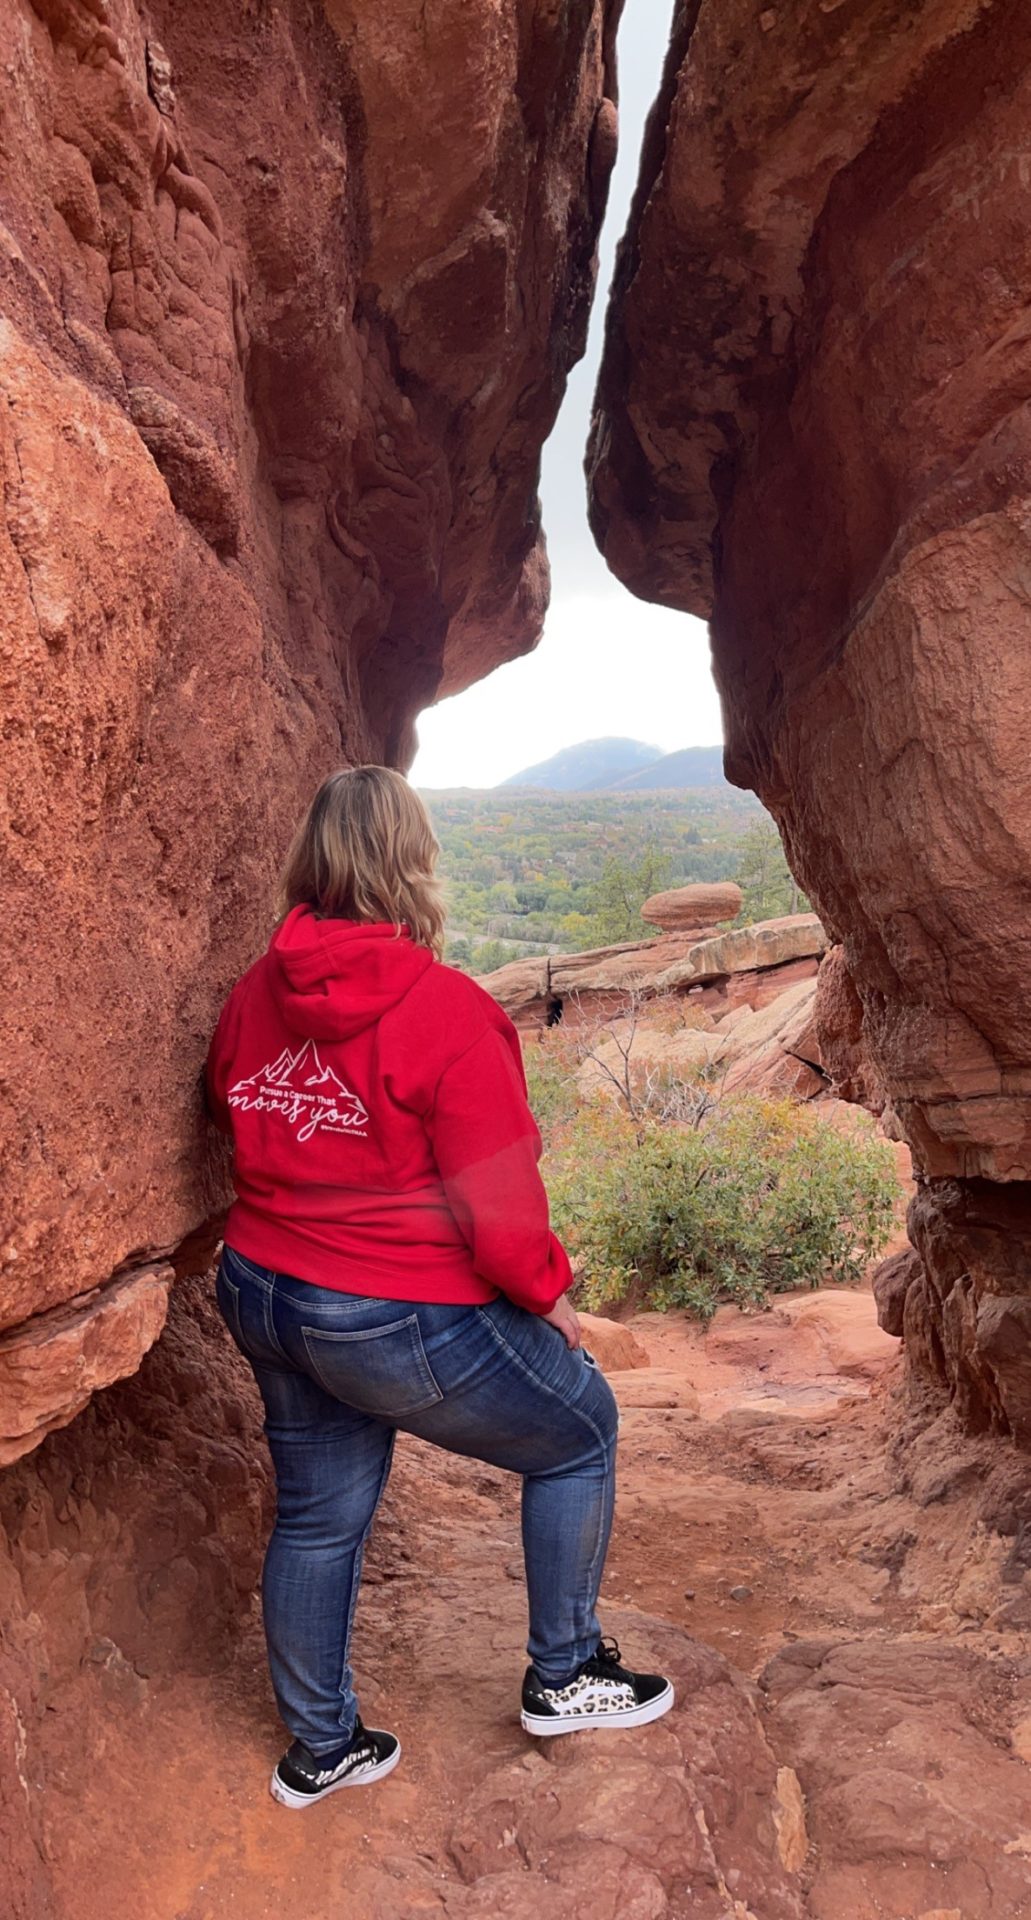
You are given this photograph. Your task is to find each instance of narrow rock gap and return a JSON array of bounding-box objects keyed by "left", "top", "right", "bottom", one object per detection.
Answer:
[{"left": 4, "top": 0, "right": 1031, "bottom": 1915}]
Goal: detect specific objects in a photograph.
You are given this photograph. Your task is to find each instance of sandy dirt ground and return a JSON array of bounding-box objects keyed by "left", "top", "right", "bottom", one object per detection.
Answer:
[{"left": 37, "top": 1286, "right": 1031, "bottom": 1920}]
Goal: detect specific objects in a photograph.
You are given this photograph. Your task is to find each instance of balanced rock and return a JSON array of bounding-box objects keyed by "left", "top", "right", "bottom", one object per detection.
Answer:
[{"left": 641, "top": 882, "right": 742, "bottom": 932}]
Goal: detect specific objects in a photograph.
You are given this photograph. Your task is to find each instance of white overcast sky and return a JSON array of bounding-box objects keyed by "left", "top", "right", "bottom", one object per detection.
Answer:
[{"left": 410, "top": 0, "right": 722, "bottom": 790}]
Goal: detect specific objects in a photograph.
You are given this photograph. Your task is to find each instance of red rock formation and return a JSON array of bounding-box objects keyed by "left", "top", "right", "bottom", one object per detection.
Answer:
[
  {"left": 640, "top": 880, "right": 742, "bottom": 931},
  {"left": 482, "top": 912, "right": 826, "bottom": 1030},
  {"left": 0, "top": 1264, "right": 173, "bottom": 1466},
  {"left": 814, "top": 945, "right": 888, "bottom": 1119},
  {"left": 481, "top": 931, "right": 700, "bottom": 1029},
  {"left": 655, "top": 914, "right": 827, "bottom": 993},
  {"left": 1, "top": 0, "right": 618, "bottom": 1449},
  {"left": 590, "top": 0, "right": 1031, "bottom": 1438},
  {"left": 762, "top": 1638, "right": 1031, "bottom": 1919},
  {"left": 0, "top": 1276, "right": 273, "bottom": 1917},
  {"left": 568, "top": 972, "right": 828, "bottom": 1107},
  {"left": 719, "top": 982, "right": 826, "bottom": 1101},
  {"left": 577, "top": 1310, "right": 651, "bottom": 1372}
]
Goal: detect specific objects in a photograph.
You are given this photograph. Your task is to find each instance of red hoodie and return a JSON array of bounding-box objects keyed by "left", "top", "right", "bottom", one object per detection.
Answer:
[{"left": 205, "top": 907, "right": 572, "bottom": 1314}]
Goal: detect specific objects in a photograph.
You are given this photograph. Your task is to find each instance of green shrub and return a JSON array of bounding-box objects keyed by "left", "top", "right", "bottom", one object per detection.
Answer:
[
  {"left": 525, "top": 1033, "right": 580, "bottom": 1147},
  {"left": 546, "top": 1095, "right": 899, "bottom": 1320}
]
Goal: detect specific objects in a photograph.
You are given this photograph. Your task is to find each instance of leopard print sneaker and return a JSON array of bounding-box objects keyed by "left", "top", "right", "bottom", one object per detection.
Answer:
[{"left": 520, "top": 1636, "right": 674, "bottom": 1737}]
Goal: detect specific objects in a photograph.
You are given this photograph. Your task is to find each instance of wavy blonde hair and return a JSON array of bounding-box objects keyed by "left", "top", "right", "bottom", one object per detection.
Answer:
[{"left": 279, "top": 766, "right": 446, "bottom": 957}]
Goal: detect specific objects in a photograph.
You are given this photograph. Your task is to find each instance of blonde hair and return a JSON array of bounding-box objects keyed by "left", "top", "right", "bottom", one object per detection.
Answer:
[{"left": 279, "top": 766, "right": 446, "bottom": 958}]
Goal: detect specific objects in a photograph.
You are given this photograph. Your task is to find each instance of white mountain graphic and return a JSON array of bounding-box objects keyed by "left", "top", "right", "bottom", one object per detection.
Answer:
[{"left": 229, "top": 1039, "right": 369, "bottom": 1144}]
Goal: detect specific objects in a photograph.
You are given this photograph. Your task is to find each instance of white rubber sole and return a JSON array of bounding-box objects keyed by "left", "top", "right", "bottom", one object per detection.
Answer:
[
  {"left": 269, "top": 1741, "right": 401, "bottom": 1809},
  {"left": 521, "top": 1681, "right": 675, "bottom": 1737}
]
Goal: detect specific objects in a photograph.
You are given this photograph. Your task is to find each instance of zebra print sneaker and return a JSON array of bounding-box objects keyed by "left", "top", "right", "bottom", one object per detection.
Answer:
[
  {"left": 521, "top": 1636, "right": 674, "bottom": 1737},
  {"left": 270, "top": 1715, "right": 400, "bottom": 1808}
]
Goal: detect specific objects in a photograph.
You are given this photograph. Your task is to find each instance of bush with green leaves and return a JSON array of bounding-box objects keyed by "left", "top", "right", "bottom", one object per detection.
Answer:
[
  {"left": 544, "top": 1094, "right": 899, "bottom": 1320},
  {"left": 524, "top": 1033, "right": 580, "bottom": 1146}
]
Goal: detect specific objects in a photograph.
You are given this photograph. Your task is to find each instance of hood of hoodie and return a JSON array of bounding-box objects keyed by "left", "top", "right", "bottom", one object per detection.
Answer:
[{"left": 268, "top": 906, "right": 434, "bottom": 1040}]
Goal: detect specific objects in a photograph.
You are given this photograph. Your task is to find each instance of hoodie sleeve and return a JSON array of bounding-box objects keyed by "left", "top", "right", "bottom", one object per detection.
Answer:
[{"left": 426, "top": 1028, "right": 573, "bottom": 1315}]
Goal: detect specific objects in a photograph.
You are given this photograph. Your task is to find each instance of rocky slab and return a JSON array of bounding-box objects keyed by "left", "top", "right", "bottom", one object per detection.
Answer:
[
  {"left": 577, "top": 1311, "right": 651, "bottom": 1373},
  {"left": 0, "top": 1266, "right": 173, "bottom": 1466},
  {"left": 763, "top": 1638, "right": 1031, "bottom": 1920},
  {"left": 655, "top": 915, "right": 828, "bottom": 992},
  {"left": 481, "top": 931, "right": 704, "bottom": 1028},
  {"left": 574, "top": 971, "right": 830, "bottom": 1107},
  {"left": 482, "top": 915, "right": 827, "bottom": 1030}
]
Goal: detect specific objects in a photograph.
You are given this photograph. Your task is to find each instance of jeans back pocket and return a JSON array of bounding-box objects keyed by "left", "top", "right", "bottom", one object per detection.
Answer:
[{"left": 301, "top": 1314, "right": 444, "bottom": 1419}]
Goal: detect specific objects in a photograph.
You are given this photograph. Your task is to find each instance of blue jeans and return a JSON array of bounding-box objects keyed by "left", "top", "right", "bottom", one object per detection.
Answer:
[{"left": 215, "top": 1245, "right": 619, "bottom": 1757}]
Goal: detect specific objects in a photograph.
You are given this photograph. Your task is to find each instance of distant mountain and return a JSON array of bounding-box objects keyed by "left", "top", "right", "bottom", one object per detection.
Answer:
[
  {"left": 607, "top": 746, "right": 727, "bottom": 791},
  {"left": 500, "top": 737, "right": 664, "bottom": 791},
  {"left": 498, "top": 737, "right": 728, "bottom": 793}
]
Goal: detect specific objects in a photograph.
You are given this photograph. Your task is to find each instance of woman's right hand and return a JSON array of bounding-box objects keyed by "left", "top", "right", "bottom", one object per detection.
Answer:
[{"left": 541, "top": 1291, "right": 582, "bottom": 1350}]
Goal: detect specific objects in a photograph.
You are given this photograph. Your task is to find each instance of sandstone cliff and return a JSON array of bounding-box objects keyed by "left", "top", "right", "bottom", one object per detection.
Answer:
[
  {"left": 481, "top": 905, "right": 827, "bottom": 1043},
  {"left": 1, "top": 0, "right": 619, "bottom": 1458},
  {"left": 590, "top": 0, "right": 1031, "bottom": 1440}
]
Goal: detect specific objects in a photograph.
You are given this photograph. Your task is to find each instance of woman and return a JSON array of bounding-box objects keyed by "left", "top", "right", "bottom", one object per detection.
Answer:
[{"left": 206, "top": 766, "right": 673, "bottom": 1809}]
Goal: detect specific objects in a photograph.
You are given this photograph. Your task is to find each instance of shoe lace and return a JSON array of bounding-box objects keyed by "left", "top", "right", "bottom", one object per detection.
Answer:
[
  {"left": 301, "top": 1715, "right": 370, "bottom": 1779},
  {"left": 584, "top": 1635, "right": 627, "bottom": 1678}
]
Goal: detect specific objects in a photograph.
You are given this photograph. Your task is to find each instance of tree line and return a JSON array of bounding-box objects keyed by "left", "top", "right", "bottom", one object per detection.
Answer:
[{"left": 421, "top": 789, "right": 807, "bottom": 975}]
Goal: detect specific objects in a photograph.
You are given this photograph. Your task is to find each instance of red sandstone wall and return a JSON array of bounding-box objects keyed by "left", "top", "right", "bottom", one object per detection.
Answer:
[
  {"left": 590, "top": 0, "right": 1031, "bottom": 1436},
  {"left": 0, "top": 0, "right": 619, "bottom": 1458}
]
